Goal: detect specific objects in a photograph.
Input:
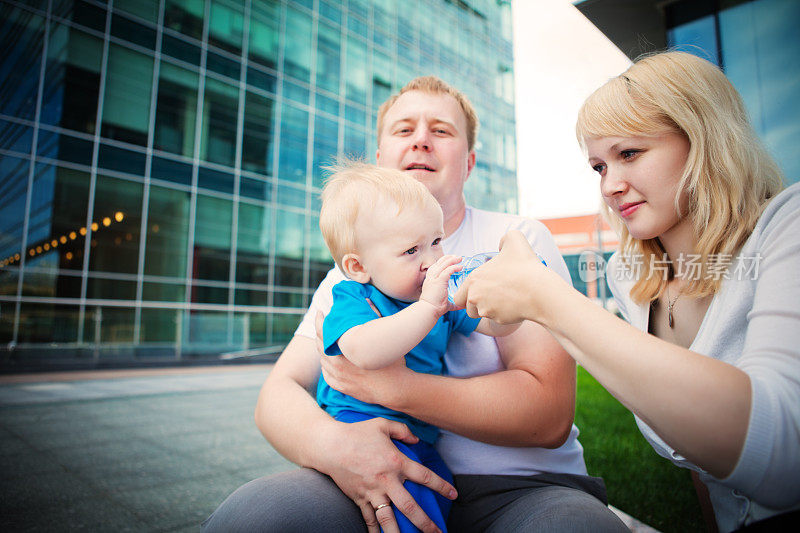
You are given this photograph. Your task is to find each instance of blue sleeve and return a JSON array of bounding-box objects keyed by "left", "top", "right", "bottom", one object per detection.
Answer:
[
  {"left": 323, "top": 281, "right": 380, "bottom": 356},
  {"left": 445, "top": 309, "right": 481, "bottom": 336}
]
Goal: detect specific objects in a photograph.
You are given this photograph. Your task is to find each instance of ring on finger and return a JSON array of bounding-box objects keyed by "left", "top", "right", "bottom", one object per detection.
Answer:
[{"left": 374, "top": 503, "right": 391, "bottom": 511}]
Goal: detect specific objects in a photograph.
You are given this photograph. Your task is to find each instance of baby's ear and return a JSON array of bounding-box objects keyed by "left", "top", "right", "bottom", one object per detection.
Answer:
[{"left": 341, "top": 253, "right": 370, "bottom": 284}]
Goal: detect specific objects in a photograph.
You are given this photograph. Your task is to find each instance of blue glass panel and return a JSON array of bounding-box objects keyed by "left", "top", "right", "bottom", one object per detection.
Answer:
[
  {"left": 239, "top": 177, "right": 272, "bottom": 201},
  {"left": 111, "top": 13, "right": 157, "bottom": 50},
  {"left": 283, "top": 79, "right": 310, "bottom": 105},
  {"left": 162, "top": 34, "right": 202, "bottom": 65},
  {"left": 235, "top": 201, "right": 272, "bottom": 285},
  {"left": 197, "top": 165, "right": 234, "bottom": 194},
  {"left": 207, "top": 51, "right": 241, "bottom": 81},
  {"left": 666, "top": 15, "right": 720, "bottom": 65},
  {"left": 151, "top": 155, "right": 193, "bottom": 186},
  {"left": 312, "top": 114, "right": 338, "bottom": 187},
  {"left": 88, "top": 175, "right": 143, "bottom": 274},
  {"left": 0, "top": 7, "right": 44, "bottom": 120},
  {"left": 278, "top": 103, "right": 308, "bottom": 183},
  {"left": 246, "top": 65, "right": 277, "bottom": 94},
  {"left": 316, "top": 92, "right": 339, "bottom": 116},
  {"left": 720, "top": 0, "right": 800, "bottom": 183},
  {"left": 98, "top": 144, "right": 146, "bottom": 176},
  {"left": 144, "top": 185, "right": 190, "bottom": 278},
  {"left": 0, "top": 155, "right": 30, "bottom": 261},
  {"left": 0, "top": 119, "right": 33, "bottom": 154}
]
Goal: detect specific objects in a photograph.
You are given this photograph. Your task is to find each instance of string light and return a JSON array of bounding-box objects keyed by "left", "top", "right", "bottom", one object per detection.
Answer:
[
  {"left": 91, "top": 222, "right": 98, "bottom": 231},
  {"left": 115, "top": 211, "right": 124, "bottom": 222},
  {"left": 60, "top": 236, "right": 67, "bottom": 244}
]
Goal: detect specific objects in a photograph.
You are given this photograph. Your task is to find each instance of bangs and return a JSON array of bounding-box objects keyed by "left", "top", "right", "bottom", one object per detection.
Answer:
[{"left": 576, "top": 76, "right": 674, "bottom": 147}]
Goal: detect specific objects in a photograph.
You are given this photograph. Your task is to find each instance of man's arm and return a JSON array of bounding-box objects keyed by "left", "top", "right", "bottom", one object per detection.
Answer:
[
  {"left": 255, "top": 334, "right": 457, "bottom": 533},
  {"left": 320, "top": 319, "right": 576, "bottom": 448}
]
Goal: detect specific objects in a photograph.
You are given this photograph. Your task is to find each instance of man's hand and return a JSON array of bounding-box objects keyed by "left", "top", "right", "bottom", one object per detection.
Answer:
[
  {"left": 320, "top": 418, "right": 457, "bottom": 533},
  {"left": 419, "top": 255, "right": 462, "bottom": 316}
]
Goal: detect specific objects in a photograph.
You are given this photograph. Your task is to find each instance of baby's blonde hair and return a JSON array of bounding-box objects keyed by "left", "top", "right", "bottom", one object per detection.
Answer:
[
  {"left": 320, "top": 160, "right": 441, "bottom": 269},
  {"left": 576, "top": 51, "right": 784, "bottom": 304}
]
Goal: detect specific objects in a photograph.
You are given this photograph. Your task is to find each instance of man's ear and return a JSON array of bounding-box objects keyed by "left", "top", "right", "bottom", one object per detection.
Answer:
[
  {"left": 341, "top": 253, "right": 370, "bottom": 284},
  {"left": 464, "top": 150, "right": 476, "bottom": 181}
]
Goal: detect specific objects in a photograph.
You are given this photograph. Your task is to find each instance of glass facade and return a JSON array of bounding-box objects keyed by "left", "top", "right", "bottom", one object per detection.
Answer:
[
  {"left": 666, "top": 0, "right": 800, "bottom": 183},
  {"left": 0, "top": 0, "right": 516, "bottom": 366}
]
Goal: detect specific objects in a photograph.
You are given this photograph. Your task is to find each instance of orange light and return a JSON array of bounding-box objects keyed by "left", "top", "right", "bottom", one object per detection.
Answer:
[
  {"left": 91, "top": 222, "right": 99, "bottom": 231},
  {"left": 115, "top": 211, "right": 124, "bottom": 222},
  {"left": 29, "top": 249, "right": 35, "bottom": 256},
  {"left": 152, "top": 224, "right": 160, "bottom": 233},
  {"left": 125, "top": 233, "right": 132, "bottom": 241},
  {"left": 51, "top": 239, "right": 58, "bottom": 247},
  {"left": 66, "top": 252, "right": 73, "bottom": 260},
  {"left": 69, "top": 231, "right": 77, "bottom": 240},
  {"left": 102, "top": 217, "right": 111, "bottom": 227},
  {"left": 36, "top": 246, "right": 42, "bottom": 253},
  {"left": 14, "top": 253, "right": 20, "bottom": 260},
  {"left": 60, "top": 236, "right": 67, "bottom": 244},
  {"left": 80, "top": 227, "right": 87, "bottom": 236}
]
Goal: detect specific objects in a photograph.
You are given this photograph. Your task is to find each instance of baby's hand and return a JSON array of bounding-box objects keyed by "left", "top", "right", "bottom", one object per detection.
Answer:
[{"left": 420, "top": 255, "right": 463, "bottom": 315}]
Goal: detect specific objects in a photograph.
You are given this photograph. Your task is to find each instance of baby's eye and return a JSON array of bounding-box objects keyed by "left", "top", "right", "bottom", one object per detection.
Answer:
[
  {"left": 432, "top": 238, "right": 441, "bottom": 246},
  {"left": 621, "top": 149, "right": 640, "bottom": 160},
  {"left": 404, "top": 246, "right": 418, "bottom": 255},
  {"left": 592, "top": 163, "right": 606, "bottom": 174}
]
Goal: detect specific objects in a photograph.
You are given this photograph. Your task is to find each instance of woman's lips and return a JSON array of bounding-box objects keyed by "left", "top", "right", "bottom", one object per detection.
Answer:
[{"left": 619, "top": 202, "right": 644, "bottom": 218}]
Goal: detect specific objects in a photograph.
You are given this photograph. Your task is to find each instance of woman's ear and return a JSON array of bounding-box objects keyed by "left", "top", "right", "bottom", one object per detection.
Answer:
[{"left": 341, "top": 253, "right": 370, "bottom": 284}]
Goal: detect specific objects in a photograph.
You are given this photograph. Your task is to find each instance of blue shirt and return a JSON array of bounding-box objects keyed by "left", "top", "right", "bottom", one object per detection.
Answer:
[{"left": 317, "top": 280, "right": 481, "bottom": 443}]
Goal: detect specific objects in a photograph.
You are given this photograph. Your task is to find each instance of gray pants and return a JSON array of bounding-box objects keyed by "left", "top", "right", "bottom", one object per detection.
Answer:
[{"left": 202, "top": 468, "right": 630, "bottom": 532}]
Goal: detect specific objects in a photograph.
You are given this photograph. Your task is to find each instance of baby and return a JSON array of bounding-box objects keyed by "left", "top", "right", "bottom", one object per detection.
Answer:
[{"left": 317, "top": 161, "right": 518, "bottom": 532}]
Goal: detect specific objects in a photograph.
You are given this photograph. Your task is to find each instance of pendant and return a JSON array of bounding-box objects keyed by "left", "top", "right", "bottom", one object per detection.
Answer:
[{"left": 668, "top": 308, "right": 675, "bottom": 328}]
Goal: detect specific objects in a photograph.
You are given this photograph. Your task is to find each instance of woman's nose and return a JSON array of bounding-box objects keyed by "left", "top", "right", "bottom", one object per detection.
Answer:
[{"left": 601, "top": 166, "right": 628, "bottom": 198}]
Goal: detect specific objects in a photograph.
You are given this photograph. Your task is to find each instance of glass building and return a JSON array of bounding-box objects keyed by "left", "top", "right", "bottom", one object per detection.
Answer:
[{"left": 0, "top": 0, "right": 516, "bottom": 368}]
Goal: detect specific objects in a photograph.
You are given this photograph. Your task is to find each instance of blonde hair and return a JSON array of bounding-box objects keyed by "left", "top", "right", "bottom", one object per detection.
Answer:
[
  {"left": 377, "top": 76, "right": 480, "bottom": 151},
  {"left": 319, "top": 160, "right": 441, "bottom": 269},
  {"left": 577, "top": 51, "right": 784, "bottom": 304}
]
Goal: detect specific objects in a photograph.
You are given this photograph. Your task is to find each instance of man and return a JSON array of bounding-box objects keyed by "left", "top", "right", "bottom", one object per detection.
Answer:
[{"left": 203, "top": 77, "right": 627, "bottom": 533}]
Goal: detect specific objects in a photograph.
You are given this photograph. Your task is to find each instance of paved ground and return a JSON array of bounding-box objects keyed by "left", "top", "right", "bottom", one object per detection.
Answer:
[
  {"left": 0, "top": 365, "right": 294, "bottom": 532},
  {"left": 0, "top": 365, "right": 658, "bottom": 532}
]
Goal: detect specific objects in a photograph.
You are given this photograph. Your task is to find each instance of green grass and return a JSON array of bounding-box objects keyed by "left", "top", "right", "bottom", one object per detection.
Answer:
[{"left": 575, "top": 366, "right": 705, "bottom": 533}]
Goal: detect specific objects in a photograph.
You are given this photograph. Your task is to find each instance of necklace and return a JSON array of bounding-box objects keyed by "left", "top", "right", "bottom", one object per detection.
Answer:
[{"left": 666, "top": 283, "right": 681, "bottom": 329}]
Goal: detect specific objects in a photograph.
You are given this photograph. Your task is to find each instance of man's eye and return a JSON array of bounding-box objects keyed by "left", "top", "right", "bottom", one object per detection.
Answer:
[{"left": 404, "top": 246, "right": 418, "bottom": 255}]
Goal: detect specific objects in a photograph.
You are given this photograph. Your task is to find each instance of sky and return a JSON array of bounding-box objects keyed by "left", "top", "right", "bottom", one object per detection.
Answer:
[{"left": 511, "top": 0, "right": 632, "bottom": 219}]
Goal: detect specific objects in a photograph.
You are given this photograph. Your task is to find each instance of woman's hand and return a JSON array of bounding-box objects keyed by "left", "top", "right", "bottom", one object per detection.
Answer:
[{"left": 453, "top": 230, "right": 565, "bottom": 325}]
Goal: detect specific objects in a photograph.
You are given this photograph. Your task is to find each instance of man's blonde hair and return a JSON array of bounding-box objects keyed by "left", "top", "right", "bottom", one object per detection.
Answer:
[
  {"left": 576, "top": 51, "right": 784, "bottom": 304},
  {"left": 320, "top": 160, "right": 441, "bottom": 269},
  {"left": 376, "top": 76, "right": 479, "bottom": 151}
]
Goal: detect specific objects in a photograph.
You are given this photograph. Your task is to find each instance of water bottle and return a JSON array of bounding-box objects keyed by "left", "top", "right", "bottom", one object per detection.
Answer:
[{"left": 447, "top": 252, "right": 547, "bottom": 303}]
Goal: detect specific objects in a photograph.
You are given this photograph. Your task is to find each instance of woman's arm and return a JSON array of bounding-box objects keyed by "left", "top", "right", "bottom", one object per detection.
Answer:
[{"left": 454, "top": 230, "right": 752, "bottom": 478}]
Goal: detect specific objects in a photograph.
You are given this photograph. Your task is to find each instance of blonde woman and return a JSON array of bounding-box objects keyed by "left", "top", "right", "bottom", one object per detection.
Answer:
[{"left": 454, "top": 51, "right": 800, "bottom": 532}]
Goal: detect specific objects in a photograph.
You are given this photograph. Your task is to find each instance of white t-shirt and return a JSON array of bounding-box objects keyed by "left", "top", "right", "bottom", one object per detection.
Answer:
[{"left": 296, "top": 205, "right": 588, "bottom": 476}]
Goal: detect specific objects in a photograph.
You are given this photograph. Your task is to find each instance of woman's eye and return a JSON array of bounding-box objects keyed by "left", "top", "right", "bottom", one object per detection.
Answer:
[{"left": 404, "top": 246, "right": 418, "bottom": 255}]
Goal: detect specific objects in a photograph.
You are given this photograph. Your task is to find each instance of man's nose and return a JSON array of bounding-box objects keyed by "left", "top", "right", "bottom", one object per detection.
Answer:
[{"left": 411, "top": 129, "right": 432, "bottom": 152}]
